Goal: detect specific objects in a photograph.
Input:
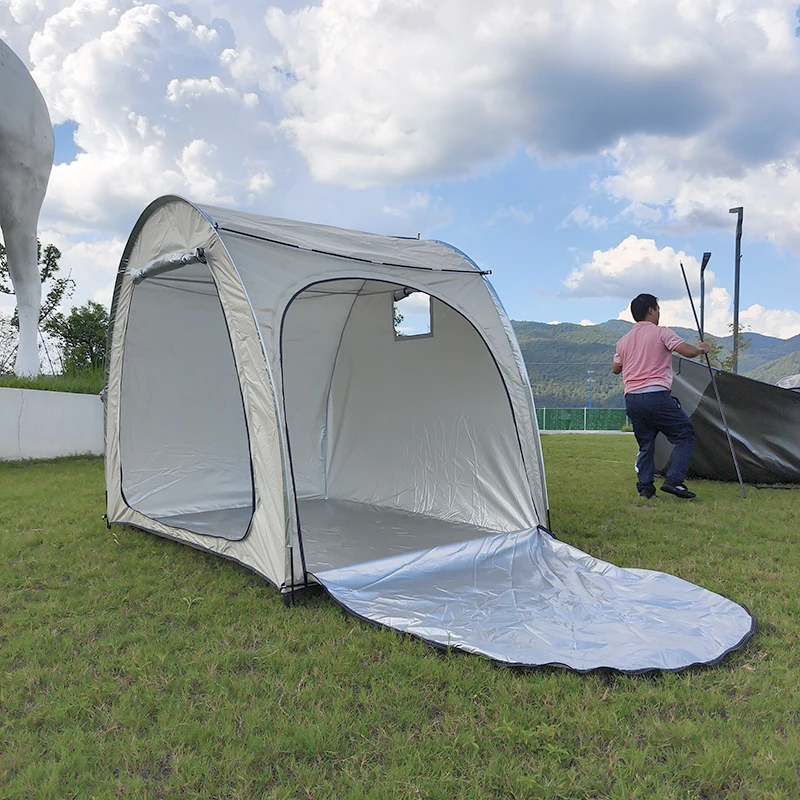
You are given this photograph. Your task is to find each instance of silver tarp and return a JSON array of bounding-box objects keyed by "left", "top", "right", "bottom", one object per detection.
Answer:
[{"left": 314, "top": 527, "right": 755, "bottom": 673}]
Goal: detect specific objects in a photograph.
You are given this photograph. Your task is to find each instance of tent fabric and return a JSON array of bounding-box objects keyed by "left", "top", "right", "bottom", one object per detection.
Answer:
[
  {"left": 106, "top": 196, "right": 547, "bottom": 588},
  {"left": 105, "top": 195, "right": 755, "bottom": 671},
  {"left": 777, "top": 373, "right": 800, "bottom": 391},
  {"left": 314, "top": 527, "right": 754, "bottom": 673},
  {"left": 655, "top": 356, "right": 800, "bottom": 484}
]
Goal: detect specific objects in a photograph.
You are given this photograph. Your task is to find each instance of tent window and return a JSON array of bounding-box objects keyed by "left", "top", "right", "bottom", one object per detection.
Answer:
[{"left": 393, "top": 290, "right": 432, "bottom": 339}]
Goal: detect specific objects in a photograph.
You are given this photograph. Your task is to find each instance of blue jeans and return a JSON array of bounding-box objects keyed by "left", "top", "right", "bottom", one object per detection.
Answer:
[{"left": 625, "top": 391, "right": 695, "bottom": 492}]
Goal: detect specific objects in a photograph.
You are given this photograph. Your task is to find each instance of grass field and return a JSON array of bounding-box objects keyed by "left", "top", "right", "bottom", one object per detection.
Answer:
[{"left": 1, "top": 436, "right": 799, "bottom": 799}]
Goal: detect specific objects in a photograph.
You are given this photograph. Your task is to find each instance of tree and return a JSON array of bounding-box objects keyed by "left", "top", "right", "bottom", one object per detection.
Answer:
[
  {"left": 44, "top": 300, "right": 109, "bottom": 373},
  {"left": 0, "top": 240, "right": 75, "bottom": 371},
  {"left": 393, "top": 304, "right": 405, "bottom": 336},
  {"left": 0, "top": 240, "right": 75, "bottom": 327},
  {"left": 706, "top": 323, "right": 751, "bottom": 372},
  {"left": 0, "top": 314, "right": 16, "bottom": 374}
]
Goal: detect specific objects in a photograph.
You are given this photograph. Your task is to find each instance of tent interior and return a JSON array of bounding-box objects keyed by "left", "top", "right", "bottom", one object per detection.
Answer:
[
  {"left": 119, "top": 270, "right": 539, "bottom": 574},
  {"left": 120, "top": 260, "right": 255, "bottom": 541}
]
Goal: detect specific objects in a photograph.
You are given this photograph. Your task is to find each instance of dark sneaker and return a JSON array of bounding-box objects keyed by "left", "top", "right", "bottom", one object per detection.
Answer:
[
  {"left": 660, "top": 483, "right": 696, "bottom": 499},
  {"left": 638, "top": 487, "right": 656, "bottom": 499}
]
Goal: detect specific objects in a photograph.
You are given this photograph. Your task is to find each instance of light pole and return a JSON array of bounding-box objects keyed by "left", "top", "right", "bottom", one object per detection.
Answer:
[
  {"left": 587, "top": 370, "right": 594, "bottom": 409},
  {"left": 700, "top": 252, "right": 711, "bottom": 340},
  {"left": 728, "top": 206, "right": 743, "bottom": 373}
]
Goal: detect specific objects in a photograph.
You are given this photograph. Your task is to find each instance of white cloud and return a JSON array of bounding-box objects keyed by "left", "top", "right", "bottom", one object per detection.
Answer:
[
  {"left": 0, "top": 1, "right": 294, "bottom": 311},
  {"left": 616, "top": 285, "right": 800, "bottom": 339},
  {"left": 582, "top": 236, "right": 800, "bottom": 338},
  {"left": 382, "top": 192, "right": 430, "bottom": 216},
  {"left": 3, "top": 0, "right": 800, "bottom": 331},
  {"left": 267, "top": 2, "right": 800, "bottom": 180},
  {"left": 263, "top": 0, "right": 800, "bottom": 254},
  {"left": 578, "top": 319, "right": 595, "bottom": 326},
  {"left": 560, "top": 205, "right": 607, "bottom": 230},
  {"left": 620, "top": 201, "right": 663, "bottom": 224},
  {"left": 0, "top": 230, "right": 124, "bottom": 316},
  {"left": 627, "top": 286, "right": 728, "bottom": 336},
  {"left": 601, "top": 136, "right": 800, "bottom": 246},
  {"left": 380, "top": 192, "right": 452, "bottom": 233},
  {"left": 564, "top": 235, "right": 710, "bottom": 301},
  {"left": 740, "top": 303, "right": 800, "bottom": 339},
  {"left": 487, "top": 206, "right": 535, "bottom": 226},
  {"left": 17, "top": 2, "right": 286, "bottom": 233}
]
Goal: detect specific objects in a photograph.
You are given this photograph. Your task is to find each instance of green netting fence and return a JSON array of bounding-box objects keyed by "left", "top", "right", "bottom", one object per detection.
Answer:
[{"left": 535, "top": 408, "right": 629, "bottom": 431}]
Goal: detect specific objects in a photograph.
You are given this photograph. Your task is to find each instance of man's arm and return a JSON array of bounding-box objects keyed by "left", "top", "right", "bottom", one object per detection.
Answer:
[
  {"left": 674, "top": 341, "right": 711, "bottom": 359},
  {"left": 611, "top": 361, "right": 622, "bottom": 374}
]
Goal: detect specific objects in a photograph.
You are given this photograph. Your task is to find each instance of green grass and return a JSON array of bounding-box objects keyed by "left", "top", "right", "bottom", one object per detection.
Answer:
[
  {"left": 0, "top": 367, "right": 105, "bottom": 394},
  {"left": 1, "top": 438, "right": 799, "bottom": 799}
]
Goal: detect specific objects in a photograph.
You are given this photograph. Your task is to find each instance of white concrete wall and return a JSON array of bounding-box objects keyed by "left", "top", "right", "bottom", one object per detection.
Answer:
[{"left": 0, "top": 387, "right": 104, "bottom": 460}]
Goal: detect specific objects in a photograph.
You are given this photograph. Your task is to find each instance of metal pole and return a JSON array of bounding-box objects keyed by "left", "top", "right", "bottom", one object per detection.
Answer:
[
  {"left": 587, "top": 370, "right": 593, "bottom": 409},
  {"left": 700, "top": 252, "right": 711, "bottom": 339},
  {"left": 680, "top": 262, "right": 746, "bottom": 498},
  {"left": 728, "top": 207, "right": 743, "bottom": 373}
]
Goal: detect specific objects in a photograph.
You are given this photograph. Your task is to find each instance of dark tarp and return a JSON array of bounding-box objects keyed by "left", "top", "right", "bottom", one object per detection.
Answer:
[{"left": 655, "top": 356, "right": 800, "bottom": 484}]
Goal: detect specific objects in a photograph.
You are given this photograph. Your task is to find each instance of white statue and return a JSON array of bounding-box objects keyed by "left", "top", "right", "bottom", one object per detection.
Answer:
[{"left": 0, "top": 38, "right": 54, "bottom": 376}]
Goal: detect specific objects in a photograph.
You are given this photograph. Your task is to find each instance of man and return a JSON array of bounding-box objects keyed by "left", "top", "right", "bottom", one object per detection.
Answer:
[{"left": 612, "top": 294, "right": 710, "bottom": 499}]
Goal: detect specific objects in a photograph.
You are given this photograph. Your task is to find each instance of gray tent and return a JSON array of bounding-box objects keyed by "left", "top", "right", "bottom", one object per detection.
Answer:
[
  {"left": 656, "top": 356, "right": 800, "bottom": 484},
  {"left": 105, "top": 196, "right": 753, "bottom": 672}
]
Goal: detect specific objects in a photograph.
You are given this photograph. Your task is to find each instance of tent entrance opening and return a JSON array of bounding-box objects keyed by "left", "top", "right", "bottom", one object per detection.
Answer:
[
  {"left": 119, "top": 260, "right": 254, "bottom": 540},
  {"left": 281, "top": 278, "right": 538, "bottom": 573}
]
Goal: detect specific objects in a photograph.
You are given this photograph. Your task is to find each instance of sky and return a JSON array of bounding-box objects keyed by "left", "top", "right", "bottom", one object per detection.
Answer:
[{"left": 2, "top": 0, "right": 800, "bottom": 339}]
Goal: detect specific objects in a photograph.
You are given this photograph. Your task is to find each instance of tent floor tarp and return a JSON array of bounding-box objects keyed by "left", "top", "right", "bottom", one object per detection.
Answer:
[
  {"left": 299, "top": 498, "right": 496, "bottom": 572},
  {"left": 312, "top": 526, "right": 755, "bottom": 673},
  {"left": 153, "top": 498, "right": 755, "bottom": 672},
  {"left": 154, "top": 506, "right": 252, "bottom": 540}
]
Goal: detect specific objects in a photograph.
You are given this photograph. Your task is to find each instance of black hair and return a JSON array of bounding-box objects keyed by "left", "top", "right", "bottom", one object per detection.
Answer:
[{"left": 630, "top": 293, "right": 658, "bottom": 322}]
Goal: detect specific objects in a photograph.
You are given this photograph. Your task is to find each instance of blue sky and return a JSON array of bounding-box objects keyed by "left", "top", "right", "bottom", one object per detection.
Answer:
[{"left": 4, "top": 1, "right": 800, "bottom": 338}]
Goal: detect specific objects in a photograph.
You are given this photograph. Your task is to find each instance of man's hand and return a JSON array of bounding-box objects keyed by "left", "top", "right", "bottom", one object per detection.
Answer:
[{"left": 675, "top": 340, "right": 710, "bottom": 359}]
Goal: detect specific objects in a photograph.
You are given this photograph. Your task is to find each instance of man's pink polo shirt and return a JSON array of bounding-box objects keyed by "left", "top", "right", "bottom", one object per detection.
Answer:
[{"left": 614, "top": 321, "right": 683, "bottom": 394}]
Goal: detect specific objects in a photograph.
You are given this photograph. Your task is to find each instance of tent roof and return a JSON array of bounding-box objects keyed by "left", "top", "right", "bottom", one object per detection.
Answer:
[{"left": 197, "top": 202, "right": 484, "bottom": 275}]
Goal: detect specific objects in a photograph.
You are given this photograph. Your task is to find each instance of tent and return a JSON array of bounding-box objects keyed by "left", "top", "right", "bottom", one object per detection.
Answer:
[
  {"left": 777, "top": 373, "right": 800, "bottom": 391},
  {"left": 105, "top": 196, "right": 754, "bottom": 672},
  {"left": 655, "top": 356, "right": 800, "bottom": 484}
]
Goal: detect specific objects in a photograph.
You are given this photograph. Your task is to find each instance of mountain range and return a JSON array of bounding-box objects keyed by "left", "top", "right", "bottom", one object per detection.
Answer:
[{"left": 511, "top": 320, "right": 800, "bottom": 408}]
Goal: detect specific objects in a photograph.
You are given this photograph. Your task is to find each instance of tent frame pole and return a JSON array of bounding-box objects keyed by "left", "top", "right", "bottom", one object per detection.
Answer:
[{"left": 679, "top": 262, "right": 746, "bottom": 498}]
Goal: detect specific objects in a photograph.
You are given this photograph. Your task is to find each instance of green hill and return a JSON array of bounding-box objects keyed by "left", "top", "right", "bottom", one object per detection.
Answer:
[
  {"left": 511, "top": 321, "right": 625, "bottom": 408},
  {"left": 707, "top": 332, "right": 800, "bottom": 373},
  {"left": 746, "top": 351, "right": 800, "bottom": 385},
  {"left": 511, "top": 320, "right": 800, "bottom": 407}
]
